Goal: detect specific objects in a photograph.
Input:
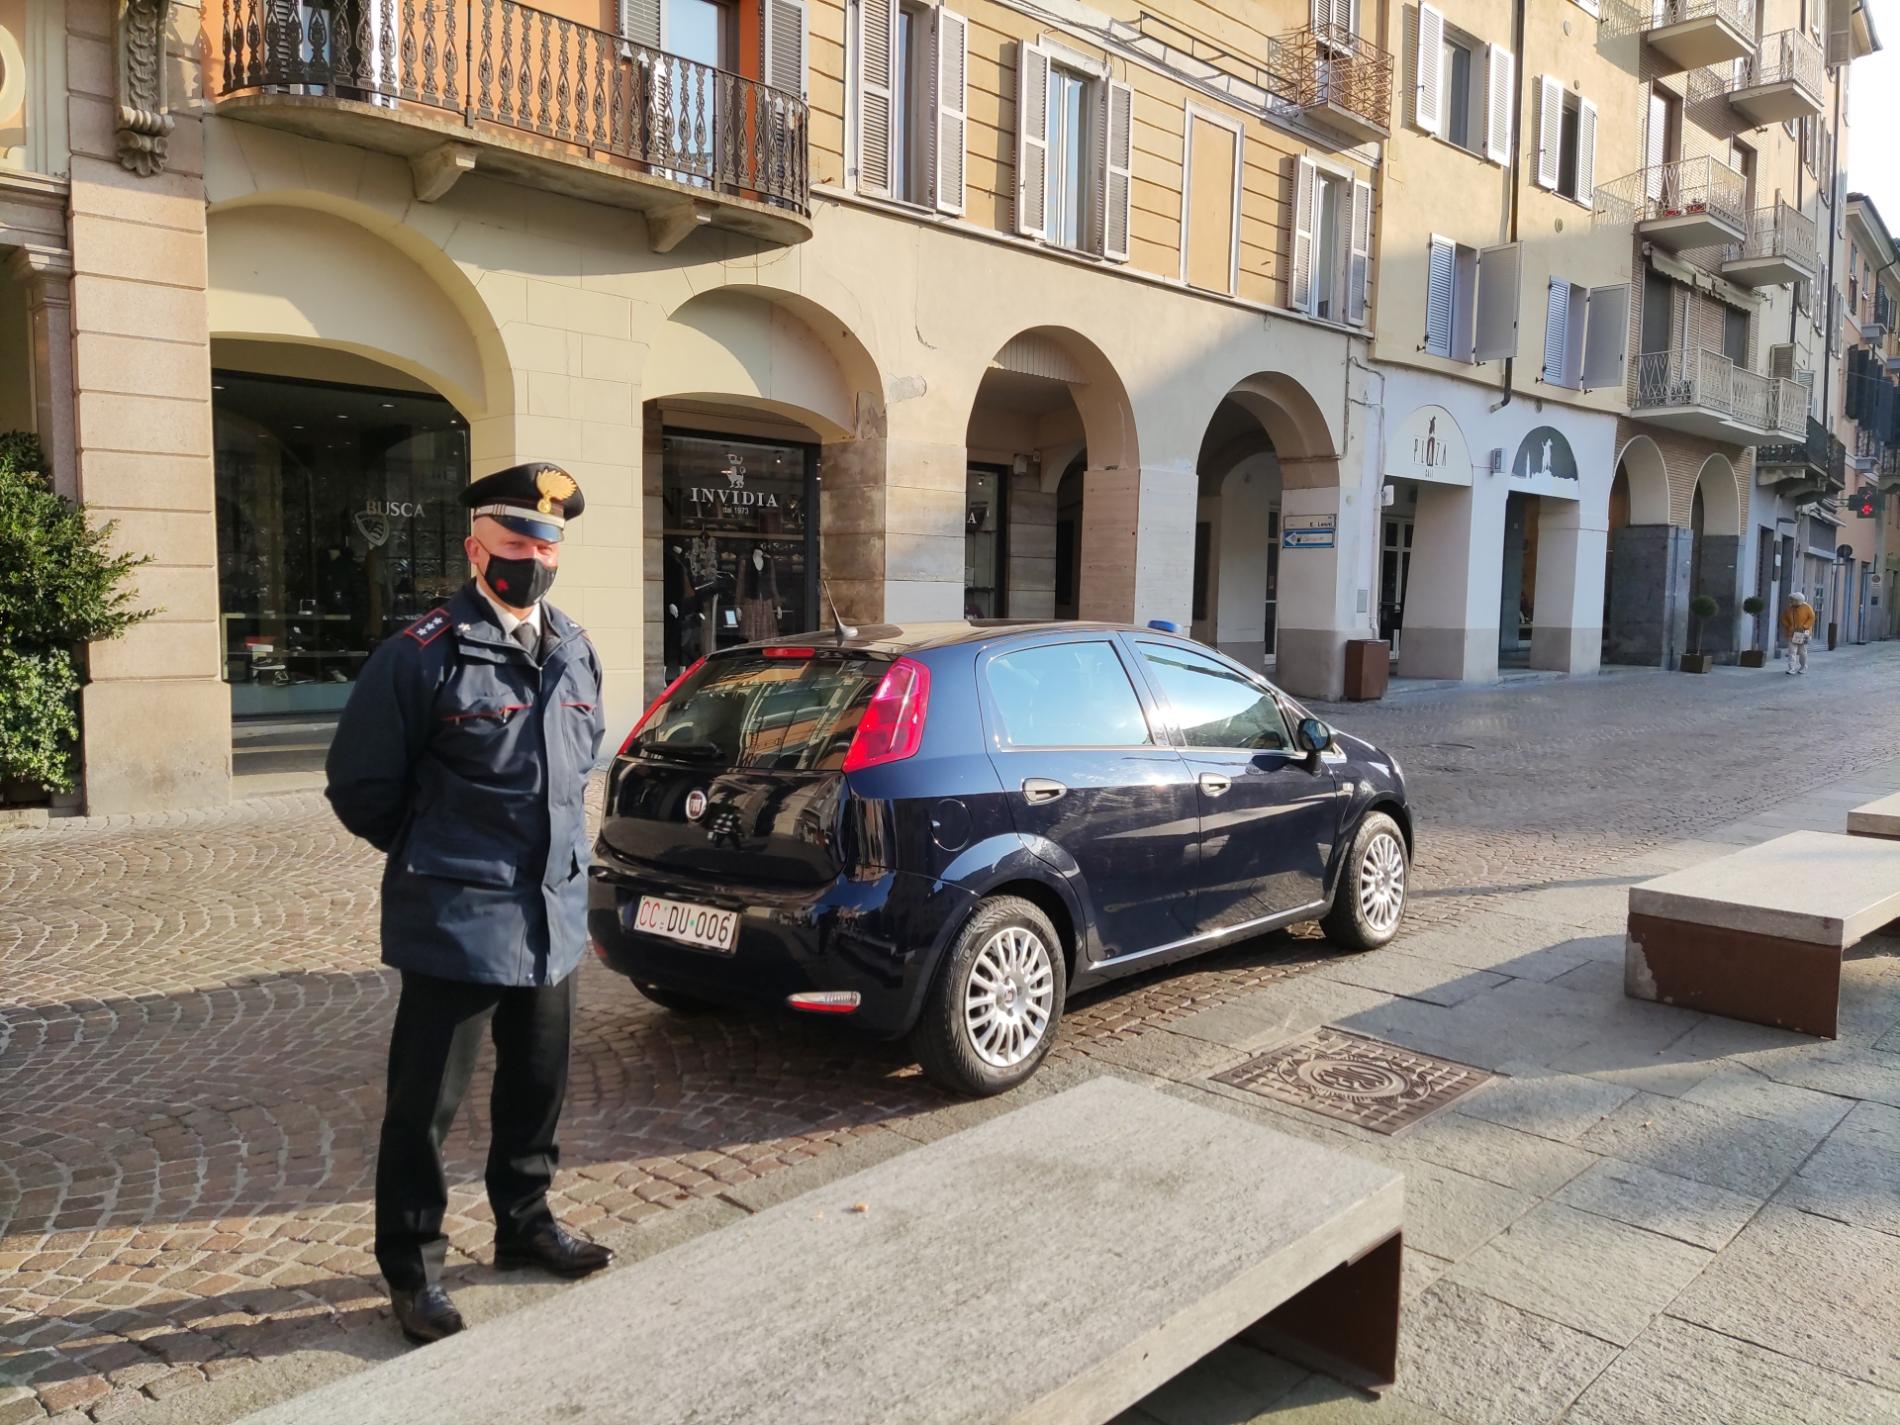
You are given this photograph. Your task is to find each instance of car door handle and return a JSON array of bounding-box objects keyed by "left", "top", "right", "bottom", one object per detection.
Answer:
[
  {"left": 1021, "top": 778, "right": 1067, "bottom": 805},
  {"left": 1199, "top": 773, "right": 1232, "bottom": 798}
]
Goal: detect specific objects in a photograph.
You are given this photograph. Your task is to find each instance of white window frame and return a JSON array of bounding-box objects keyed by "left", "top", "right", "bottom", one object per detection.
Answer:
[
  {"left": 1293, "top": 151, "right": 1360, "bottom": 324},
  {"left": 1180, "top": 104, "right": 1245, "bottom": 297}
]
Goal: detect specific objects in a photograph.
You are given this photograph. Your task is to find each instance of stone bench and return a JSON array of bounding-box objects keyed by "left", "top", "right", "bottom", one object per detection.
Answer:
[
  {"left": 1626, "top": 830, "right": 1900, "bottom": 1037},
  {"left": 1847, "top": 792, "right": 1900, "bottom": 840},
  {"left": 239, "top": 1078, "right": 1405, "bottom": 1425}
]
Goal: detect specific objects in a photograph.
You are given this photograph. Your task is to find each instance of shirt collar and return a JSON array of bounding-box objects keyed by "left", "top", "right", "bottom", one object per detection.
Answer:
[{"left": 476, "top": 579, "right": 542, "bottom": 638}]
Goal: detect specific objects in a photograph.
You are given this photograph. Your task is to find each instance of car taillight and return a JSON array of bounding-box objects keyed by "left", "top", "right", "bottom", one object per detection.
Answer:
[
  {"left": 617, "top": 656, "right": 705, "bottom": 756},
  {"left": 842, "top": 657, "right": 930, "bottom": 773}
]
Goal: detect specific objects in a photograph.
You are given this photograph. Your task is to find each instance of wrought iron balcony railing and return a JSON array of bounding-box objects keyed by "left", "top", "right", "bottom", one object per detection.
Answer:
[
  {"left": 1757, "top": 416, "right": 1829, "bottom": 472},
  {"left": 1594, "top": 155, "right": 1748, "bottom": 235},
  {"left": 1270, "top": 23, "right": 1393, "bottom": 140},
  {"left": 1730, "top": 201, "right": 1819, "bottom": 271},
  {"left": 218, "top": 0, "right": 810, "bottom": 216},
  {"left": 1644, "top": 0, "right": 1756, "bottom": 36},
  {"left": 1729, "top": 28, "right": 1824, "bottom": 101},
  {"left": 1630, "top": 347, "right": 1799, "bottom": 437}
]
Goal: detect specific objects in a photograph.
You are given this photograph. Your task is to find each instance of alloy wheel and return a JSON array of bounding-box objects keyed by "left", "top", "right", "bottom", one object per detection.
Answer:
[
  {"left": 1358, "top": 830, "right": 1406, "bottom": 934},
  {"left": 964, "top": 926, "right": 1055, "bottom": 1068}
]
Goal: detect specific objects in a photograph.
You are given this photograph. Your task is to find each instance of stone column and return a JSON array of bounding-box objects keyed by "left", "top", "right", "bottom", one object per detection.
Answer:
[
  {"left": 6, "top": 246, "right": 77, "bottom": 501},
  {"left": 1395, "top": 482, "right": 1499, "bottom": 683},
  {"left": 1605, "top": 525, "right": 1692, "bottom": 667},
  {"left": 1529, "top": 499, "right": 1606, "bottom": 674},
  {"left": 821, "top": 433, "right": 966, "bottom": 625},
  {"left": 1077, "top": 466, "right": 1195, "bottom": 629},
  {"left": 1005, "top": 469, "right": 1056, "bottom": 618},
  {"left": 1692, "top": 532, "right": 1742, "bottom": 659}
]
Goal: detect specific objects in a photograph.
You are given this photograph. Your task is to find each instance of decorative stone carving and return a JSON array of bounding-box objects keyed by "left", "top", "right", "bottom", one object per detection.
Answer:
[{"left": 114, "top": 0, "right": 176, "bottom": 176}]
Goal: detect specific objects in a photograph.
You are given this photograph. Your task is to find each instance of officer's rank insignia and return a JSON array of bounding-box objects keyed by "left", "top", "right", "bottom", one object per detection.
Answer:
[
  {"left": 535, "top": 468, "right": 578, "bottom": 515},
  {"left": 402, "top": 609, "right": 452, "bottom": 647}
]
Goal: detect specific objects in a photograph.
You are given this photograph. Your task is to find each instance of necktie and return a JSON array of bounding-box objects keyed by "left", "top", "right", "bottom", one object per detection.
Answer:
[{"left": 511, "top": 622, "right": 537, "bottom": 655}]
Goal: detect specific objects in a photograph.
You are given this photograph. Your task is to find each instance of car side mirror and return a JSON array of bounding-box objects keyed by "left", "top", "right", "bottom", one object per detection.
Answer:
[{"left": 1295, "top": 717, "right": 1332, "bottom": 755}]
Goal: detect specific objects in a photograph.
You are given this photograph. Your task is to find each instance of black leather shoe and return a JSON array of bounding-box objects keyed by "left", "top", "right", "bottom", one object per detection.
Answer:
[
  {"left": 390, "top": 1286, "right": 464, "bottom": 1344},
  {"left": 493, "top": 1222, "right": 614, "bottom": 1278}
]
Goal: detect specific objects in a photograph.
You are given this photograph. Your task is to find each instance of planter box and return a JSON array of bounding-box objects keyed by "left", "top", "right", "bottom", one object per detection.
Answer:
[
  {"left": 1681, "top": 653, "right": 1714, "bottom": 674},
  {"left": 1342, "top": 639, "right": 1390, "bottom": 701},
  {"left": 1739, "top": 650, "right": 1767, "bottom": 668}
]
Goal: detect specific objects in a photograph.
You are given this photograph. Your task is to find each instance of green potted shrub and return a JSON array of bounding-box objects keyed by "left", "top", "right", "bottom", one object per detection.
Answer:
[
  {"left": 1739, "top": 595, "right": 1767, "bottom": 667},
  {"left": 0, "top": 433, "right": 153, "bottom": 812},
  {"left": 1681, "top": 594, "right": 1719, "bottom": 674}
]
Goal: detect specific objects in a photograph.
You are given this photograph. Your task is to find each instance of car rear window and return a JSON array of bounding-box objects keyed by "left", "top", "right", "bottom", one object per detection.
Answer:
[{"left": 632, "top": 655, "right": 882, "bottom": 771}]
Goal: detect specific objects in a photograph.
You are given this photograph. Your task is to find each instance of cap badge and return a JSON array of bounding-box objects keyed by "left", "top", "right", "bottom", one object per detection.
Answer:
[{"left": 535, "top": 468, "right": 578, "bottom": 515}]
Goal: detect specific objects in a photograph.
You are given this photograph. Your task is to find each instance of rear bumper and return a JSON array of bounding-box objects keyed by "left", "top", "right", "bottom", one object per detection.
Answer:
[{"left": 586, "top": 850, "right": 977, "bottom": 1038}]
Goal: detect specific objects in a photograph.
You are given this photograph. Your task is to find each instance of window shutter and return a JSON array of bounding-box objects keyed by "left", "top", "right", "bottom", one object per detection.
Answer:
[
  {"left": 619, "top": 0, "right": 660, "bottom": 47},
  {"left": 1102, "top": 79, "right": 1134, "bottom": 262},
  {"left": 1474, "top": 241, "right": 1521, "bottom": 360},
  {"left": 854, "top": 0, "right": 896, "bottom": 196},
  {"left": 1311, "top": 0, "right": 1327, "bottom": 29},
  {"left": 1827, "top": 0, "right": 1851, "bottom": 67},
  {"left": 1348, "top": 178, "right": 1372, "bottom": 325},
  {"left": 1797, "top": 367, "right": 1816, "bottom": 417},
  {"left": 1425, "top": 236, "right": 1456, "bottom": 356},
  {"left": 1582, "top": 282, "right": 1630, "bottom": 390},
  {"left": 932, "top": 7, "right": 968, "bottom": 215},
  {"left": 1290, "top": 156, "right": 1317, "bottom": 313},
  {"left": 764, "top": 0, "right": 807, "bottom": 99},
  {"left": 1543, "top": 276, "right": 1569, "bottom": 384},
  {"left": 1577, "top": 97, "right": 1597, "bottom": 209},
  {"left": 1485, "top": 44, "right": 1514, "bottom": 165},
  {"left": 1536, "top": 75, "right": 1562, "bottom": 190},
  {"left": 1415, "top": 4, "right": 1445, "bottom": 135},
  {"left": 1014, "top": 42, "right": 1051, "bottom": 239}
]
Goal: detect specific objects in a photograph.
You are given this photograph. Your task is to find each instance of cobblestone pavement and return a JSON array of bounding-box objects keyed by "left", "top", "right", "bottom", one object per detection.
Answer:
[{"left": 5, "top": 645, "right": 1900, "bottom": 1422}]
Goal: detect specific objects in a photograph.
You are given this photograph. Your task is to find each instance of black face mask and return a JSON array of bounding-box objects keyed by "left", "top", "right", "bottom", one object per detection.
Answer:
[{"left": 480, "top": 550, "right": 557, "bottom": 607}]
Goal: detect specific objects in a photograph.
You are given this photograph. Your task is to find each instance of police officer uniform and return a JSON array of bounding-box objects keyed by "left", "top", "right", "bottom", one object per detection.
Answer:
[{"left": 325, "top": 462, "right": 613, "bottom": 1344}]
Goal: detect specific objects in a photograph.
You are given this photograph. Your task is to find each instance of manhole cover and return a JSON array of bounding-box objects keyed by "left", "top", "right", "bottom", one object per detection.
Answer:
[{"left": 1210, "top": 1026, "right": 1492, "bottom": 1135}]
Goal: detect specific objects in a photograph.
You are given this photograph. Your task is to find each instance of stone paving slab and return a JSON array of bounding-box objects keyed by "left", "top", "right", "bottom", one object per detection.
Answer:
[
  {"left": 1442, "top": 1202, "right": 1712, "bottom": 1346},
  {"left": 1565, "top": 1316, "right": 1900, "bottom": 1425},
  {"left": 1774, "top": 1135, "right": 1900, "bottom": 1237},
  {"left": 1577, "top": 1090, "right": 1826, "bottom": 1197},
  {"left": 1453, "top": 1064, "right": 1637, "bottom": 1143},
  {"left": 1553, "top": 1158, "right": 1761, "bottom": 1252},
  {"left": 1394, "top": 1281, "right": 1619, "bottom": 1425},
  {"left": 1309, "top": 952, "right": 1510, "bottom": 1007},
  {"left": 1666, "top": 1204, "right": 1900, "bottom": 1388}
]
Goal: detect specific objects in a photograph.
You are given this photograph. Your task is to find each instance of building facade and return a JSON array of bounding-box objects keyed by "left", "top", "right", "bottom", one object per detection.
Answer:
[{"left": 0, "top": 0, "right": 1883, "bottom": 813}]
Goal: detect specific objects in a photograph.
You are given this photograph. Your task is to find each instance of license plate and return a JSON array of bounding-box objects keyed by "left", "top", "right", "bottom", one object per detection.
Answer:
[{"left": 631, "top": 896, "right": 740, "bottom": 954}]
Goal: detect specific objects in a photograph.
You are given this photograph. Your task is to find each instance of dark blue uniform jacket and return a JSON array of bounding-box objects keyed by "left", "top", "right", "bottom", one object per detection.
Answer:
[{"left": 324, "top": 582, "right": 607, "bottom": 986}]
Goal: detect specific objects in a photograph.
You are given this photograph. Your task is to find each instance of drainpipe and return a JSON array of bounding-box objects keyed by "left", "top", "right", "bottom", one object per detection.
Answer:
[{"left": 1490, "top": 0, "right": 1528, "bottom": 414}]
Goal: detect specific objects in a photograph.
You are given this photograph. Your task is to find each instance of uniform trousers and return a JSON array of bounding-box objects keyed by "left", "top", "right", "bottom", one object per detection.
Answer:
[{"left": 374, "top": 968, "right": 577, "bottom": 1292}]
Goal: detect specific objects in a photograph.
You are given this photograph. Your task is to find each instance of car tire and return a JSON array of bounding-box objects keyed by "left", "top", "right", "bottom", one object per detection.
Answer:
[
  {"left": 911, "top": 896, "right": 1067, "bottom": 1098},
  {"left": 1320, "top": 811, "right": 1409, "bottom": 953},
  {"left": 631, "top": 981, "right": 718, "bottom": 1014}
]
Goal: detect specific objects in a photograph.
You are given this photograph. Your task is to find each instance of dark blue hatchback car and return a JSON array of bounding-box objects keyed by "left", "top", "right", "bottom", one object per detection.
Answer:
[{"left": 588, "top": 622, "right": 1411, "bottom": 1095}]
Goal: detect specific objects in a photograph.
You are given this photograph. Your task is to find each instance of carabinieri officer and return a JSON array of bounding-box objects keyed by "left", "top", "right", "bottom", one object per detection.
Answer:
[{"left": 325, "top": 462, "right": 613, "bottom": 1345}]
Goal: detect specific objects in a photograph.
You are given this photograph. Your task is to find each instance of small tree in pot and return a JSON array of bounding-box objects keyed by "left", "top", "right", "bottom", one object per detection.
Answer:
[
  {"left": 1681, "top": 594, "right": 1719, "bottom": 674},
  {"left": 1739, "top": 595, "right": 1767, "bottom": 667},
  {"left": 0, "top": 433, "right": 153, "bottom": 806}
]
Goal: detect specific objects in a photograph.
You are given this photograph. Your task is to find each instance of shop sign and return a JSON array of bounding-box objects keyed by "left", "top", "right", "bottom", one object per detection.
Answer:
[
  {"left": 1386, "top": 405, "right": 1473, "bottom": 487},
  {"left": 1510, "top": 427, "right": 1579, "bottom": 485},
  {"left": 1282, "top": 514, "right": 1337, "bottom": 550},
  {"left": 685, "top": 456, "right": 782, "bottom": 511}
]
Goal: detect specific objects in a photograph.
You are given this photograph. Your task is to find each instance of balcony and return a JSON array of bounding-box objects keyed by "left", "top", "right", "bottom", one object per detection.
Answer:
[
  {"left": 1726, "top": 29, "right": 1824, "bottom": 124},
  {"left": 1272, "top": 23, "right": 1393, "bottom": 145},
  {"left": 1860, "top": 293, "right": 1892, "bottom": 343},
  {"left": 1755, "top": 416, "right": 1833, "bottom": 499},
  {"left": 1630, "top": 348, "right": 1804, "bottom": 443},
  {"left": 1723, "top": 202, "right": 1819, "bottom": 288},
  {"left": 214, "top": 0, "right": 811, "bottom": 248},
  {"left": 1642, "top": 0, "right": 1756, "bottom": 74},
  {"left": 1596, "top": 155, "right": 1748, "bottom": 252}
]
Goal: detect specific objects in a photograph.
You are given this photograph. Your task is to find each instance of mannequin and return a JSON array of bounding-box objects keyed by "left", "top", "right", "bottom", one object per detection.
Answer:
[{"left": 739, "top": 544, "right": 781, "bottom": 641}]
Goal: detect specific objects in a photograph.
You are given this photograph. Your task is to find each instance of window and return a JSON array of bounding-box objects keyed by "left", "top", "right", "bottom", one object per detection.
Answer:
[
  {"left": 1291, "top": 157, "right": 1372, "bottom": 325},
  {"left": 987, "top": 642, "right": 1151, "bottom": 747},
  {"left": 1544, "top": 278, "right": 1630, "bottom": 390},
  {"left": 854, "top": 0, "right": 965, "bottom": 212},
  {"left": 1536, "top": 76, "right": 1596, "bottom": 206},
  {"left": 1414, "top": 7, "right": 1512, "bottom": 164},
  {"left": 963, "top": 466, "right": 1005, "bottom": 617},
  {"left": 1430, "top": 239, "right": 1520, "bottom": 363},
  {"left": 1722, "top": 304, "right": 1748, "bottom": 368},
  {"left": 1015, "top": 43, "right": 1131, "bottom": 259},
  {"left": 1136, "top": 643, "right": 1290, "bottom": 751}
]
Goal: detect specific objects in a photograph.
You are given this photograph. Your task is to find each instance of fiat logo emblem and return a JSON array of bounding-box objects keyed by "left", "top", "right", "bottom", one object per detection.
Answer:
[{"left": 684, "top": 790, "right": 708, "bottom": 822}]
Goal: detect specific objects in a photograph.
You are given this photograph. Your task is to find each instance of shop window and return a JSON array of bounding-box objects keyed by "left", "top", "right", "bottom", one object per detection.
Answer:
[
  {"left": 212, "top": 372, "right": 470, "bottom": 716},
  {"left": 661, "top": 431, "right": 817, "bottom": 679}
]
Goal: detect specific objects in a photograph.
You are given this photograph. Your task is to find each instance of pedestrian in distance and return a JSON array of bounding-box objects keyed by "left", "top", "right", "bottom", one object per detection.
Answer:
[
  {"left": 1781, "top": 591, "right": 1816, "bottom": 676},
  {"left": 324, "top": 462, "right": 613, "bottom": 1345}
]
